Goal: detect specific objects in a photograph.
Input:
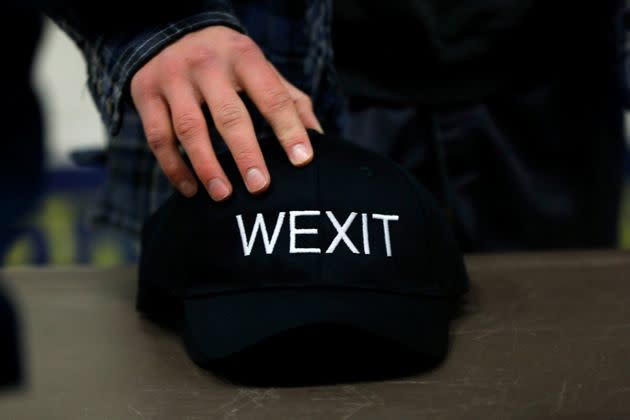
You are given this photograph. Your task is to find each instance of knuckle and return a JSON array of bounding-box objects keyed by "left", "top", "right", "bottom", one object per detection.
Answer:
[
  {"left": 215, "top": 103, "right": 245, "bottom": 130},
  {"left": 185, "top": 45, "right": 219, "bottom": 69},
  {"left": 131, "top": 71, "right": 155, "bottom": 99},
  {"left": 160, "top": 160, "right": 181, "bottom": 180},
  {"left": 231, "top": 33, "right": 256, "bottom": 51},
  {"left": 232, "top": 148, "right": 257, "bottom": 167},
  {"left": 283, "top": 135, "right": 305, "bottom": 149},
  {"left": 160, "top": 53, "right": 185, "bottom": 81},
  {"left": 173, "top": 112, "right": 203, "bottom": 140},
  {"left": 145, "top": 127, "right": 170, "bottom": 150},
  {"left": 277, "top": 129, "right": 308, "bottom": 149},
  {"left": 232, "top": 35, "right": 260, "bottom": 61},
  {"left": 262, "top": 89, "right": 292, "bottom": 115}
]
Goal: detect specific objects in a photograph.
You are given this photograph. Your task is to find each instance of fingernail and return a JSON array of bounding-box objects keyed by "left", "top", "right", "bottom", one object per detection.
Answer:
[
  {"left": 289, "top": 143, "right": 312, "bottom": 166},
  {"left": 246, "top": 167, "right": 268, "bottom": 192},
  {"left": 179, "top": 180, "right": 197, "bottom": 198},
  {"left": 314, "top": 120, "right": 324, "bottom": 134},
  {"left": 208, "top": 178, "right": 231, "bottom": 201}
]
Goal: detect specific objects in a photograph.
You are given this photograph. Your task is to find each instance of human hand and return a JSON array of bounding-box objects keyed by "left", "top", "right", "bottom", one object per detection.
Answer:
[{"left": 130, "top": 26, "right": 323, "bottom": 201}]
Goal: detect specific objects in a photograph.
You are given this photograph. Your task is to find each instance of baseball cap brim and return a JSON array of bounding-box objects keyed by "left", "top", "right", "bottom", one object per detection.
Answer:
[{"left": 181, "top": 288, "right": 455, "bottom": 363}]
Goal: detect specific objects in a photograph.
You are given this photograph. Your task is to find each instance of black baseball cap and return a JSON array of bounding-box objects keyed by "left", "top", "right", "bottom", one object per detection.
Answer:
[{"left": 137, "top": 131, "right": 469, "bottom": 366}]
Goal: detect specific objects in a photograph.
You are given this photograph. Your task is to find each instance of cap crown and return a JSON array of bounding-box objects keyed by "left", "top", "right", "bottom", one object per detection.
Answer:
[{"left": 140, "top": 134, "right": 468, "bottom": 299}]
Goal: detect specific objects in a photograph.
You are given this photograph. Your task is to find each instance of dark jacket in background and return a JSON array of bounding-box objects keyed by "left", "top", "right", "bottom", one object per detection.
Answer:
[
  {"left": 333, "top": 1, "right": 622, "bottom": 105},
  {"left": 334, "top": 1, "right": 627, "bottom": 251}
]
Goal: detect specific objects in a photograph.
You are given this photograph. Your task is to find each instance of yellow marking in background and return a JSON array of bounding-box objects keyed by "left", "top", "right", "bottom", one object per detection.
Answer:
[
  {"left": 91, "top": 239, "right": 126, "bottom": 267},
  {"left": 4, "top": 237, "right": 33, "bottom": 266},
  {"left": 3, "top": 194, "right": 133, "bottom": 266},
  {"left": 40, "top": 197, "right": 76, "bottom": 265}
]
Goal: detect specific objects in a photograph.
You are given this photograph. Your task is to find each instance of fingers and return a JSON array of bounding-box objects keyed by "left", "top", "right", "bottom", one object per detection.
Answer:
[
  {"left": 131, "top": 27, "right": 323, "bottom": 202},
  {"left": 272, "top": 64, "right": 324, "bottom": 134},
  {"left": 163, "top": 82, "right": 233, "bottom": 201},
  {"left": 193, "top": 68, "right": 270, "bottom": 194},
  {"left": 233, "top": 43, "right": 314, "bottom": 167},
  {"left": 132, "top": 92, "right": 199, "bottom": 198}
]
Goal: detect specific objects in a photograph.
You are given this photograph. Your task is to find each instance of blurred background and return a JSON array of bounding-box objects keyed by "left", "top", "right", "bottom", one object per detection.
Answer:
[
  {"left": 3, "top": 18, "right": 630, "bottom": 266},
  {"left": 3, "top": 19, "right": 138, "bottom": 267}
]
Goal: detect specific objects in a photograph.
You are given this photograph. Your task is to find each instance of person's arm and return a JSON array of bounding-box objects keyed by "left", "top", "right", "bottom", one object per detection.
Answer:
[{"left": 48, "top": 3, "right": 322, "bottom": 201}]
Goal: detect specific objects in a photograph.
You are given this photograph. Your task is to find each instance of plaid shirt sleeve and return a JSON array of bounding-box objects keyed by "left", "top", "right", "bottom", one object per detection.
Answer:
[
  {"left": 47, "top": 0, "right": 343, "bottom": 237},
  {"left": 48, "top": 4, "right": 246, "bottom": 135}
]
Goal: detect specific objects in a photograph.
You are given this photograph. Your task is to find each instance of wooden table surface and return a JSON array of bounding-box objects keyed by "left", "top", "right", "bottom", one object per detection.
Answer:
[{"left": 2, "top": 251, "right": 630, "bottom": 419}]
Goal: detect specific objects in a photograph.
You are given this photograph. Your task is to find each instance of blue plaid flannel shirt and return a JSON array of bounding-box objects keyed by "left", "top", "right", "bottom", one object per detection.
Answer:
[{"left": 51, "top": 0, "right": 345, "bottom": 235}]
